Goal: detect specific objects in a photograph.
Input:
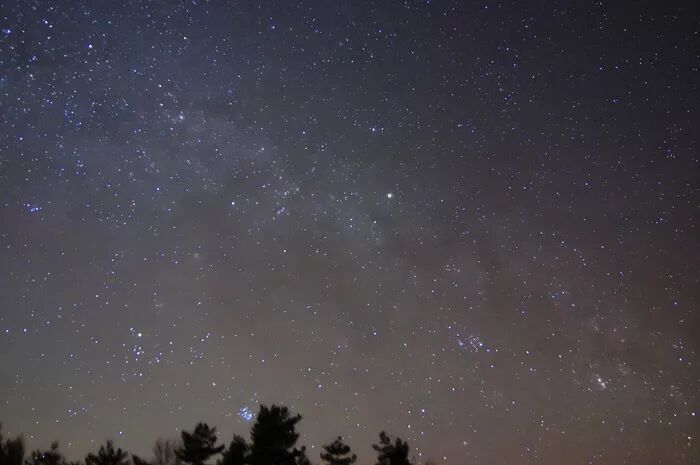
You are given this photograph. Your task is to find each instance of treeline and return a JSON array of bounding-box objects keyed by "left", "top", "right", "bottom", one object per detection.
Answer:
[{"left": 1, "top": 405, "right": 413, "bottom": 465}]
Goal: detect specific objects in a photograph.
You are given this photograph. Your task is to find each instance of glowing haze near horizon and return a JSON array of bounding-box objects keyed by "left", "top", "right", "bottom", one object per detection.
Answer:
[{"left": 0, "top": 1, "right": 698, "bottom": 464}]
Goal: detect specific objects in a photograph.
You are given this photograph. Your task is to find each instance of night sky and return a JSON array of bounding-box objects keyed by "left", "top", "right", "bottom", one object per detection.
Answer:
[{"left": 0, "top": 1, "right": 698, "bottom": 464}]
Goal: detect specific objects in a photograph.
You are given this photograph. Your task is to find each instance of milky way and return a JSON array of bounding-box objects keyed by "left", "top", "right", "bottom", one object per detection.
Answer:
[{"left": 0, "top": 1, "right": 698, "bottom": 464}]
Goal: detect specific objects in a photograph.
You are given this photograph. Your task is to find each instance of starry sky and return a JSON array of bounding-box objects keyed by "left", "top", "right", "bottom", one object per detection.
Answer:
[{"left": 0, "top": 1, "right": 698, "bottom": 464}]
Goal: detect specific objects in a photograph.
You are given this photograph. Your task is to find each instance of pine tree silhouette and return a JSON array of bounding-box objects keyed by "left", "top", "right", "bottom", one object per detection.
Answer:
[
  {"left": 372, "top": 432, "right": 411, "bottom": 465},
  {"left": 25, "top": 442, "right": 65, "bottom": 465},
  {"left": 85, "top": 441, "right": 128, "bottom": 465},
  {"left": 248, "top": 405, "right": 306, "bottom": 465},
  {"left": 2, "top": 411, "right": 422, "bottom": 465},
  {"left": 175, "top": 424, "right": 224, "bottom": 465},
  {"left": 153, "top": 439, "right": 182, "bottom": 465},
  {"left": 320, "top": 437, "right": 356, "bottom": 465},
  {"left": 292, "top": 447, "right": 310, "bottom": 465},
  {"left": 132, "top": 455, "right": 152, "bottom": 465},
  {"left": 217, "top": 436, "right": 247, "bottom": 465},
  {"left": 0, "top": 425, "right": 25, "bottom": 465}
]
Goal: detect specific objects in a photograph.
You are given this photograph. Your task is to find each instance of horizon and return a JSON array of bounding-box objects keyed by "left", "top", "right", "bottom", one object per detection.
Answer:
[{"left": 1, "top": 406, "right": 430, "bottom": 464}]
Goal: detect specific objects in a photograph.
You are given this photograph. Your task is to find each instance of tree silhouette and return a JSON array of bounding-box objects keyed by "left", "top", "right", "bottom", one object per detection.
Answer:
[
  {"left": 175, "top": 424, "right": 224, "bottom": 465},
  {"left": 2, "top": 409, "right": 422, "bottom": 465},
  {"left": 153, "top": 440, "right": 182, "bottom": 465},
  {"left": 132, "top": 456, "right": 151, "bottom": 465},
  {"left": 292, "top": 447, "right": 310, "bottom": 465},
  {"left": 25, "top": 442, "right": 64, "bottom": 465},
  {"left": 85, "top": 441, "right": 128, "bottom": 465},
  {"left": 217, "top": 436, "right": 247, "bottom": 465},
  {"left": 0, "top": 425, "right": 25, "bottom": 465},
  {"left": 320, "top": 437, "right": 356, "bottom": 465},
  {"left": 293, "top": 447, "right": 311, "bottom": 465},
  {"left": 248, "top": 405, "right": 306, "bottom": 465},
  {"left": 372, "top": 432, "right": 411, "bottom": 465}
]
